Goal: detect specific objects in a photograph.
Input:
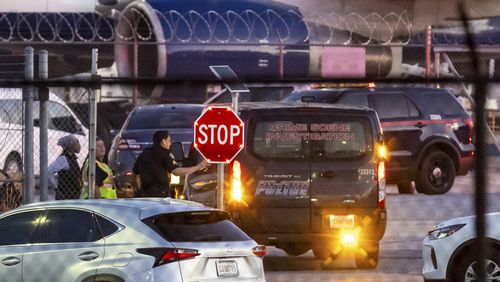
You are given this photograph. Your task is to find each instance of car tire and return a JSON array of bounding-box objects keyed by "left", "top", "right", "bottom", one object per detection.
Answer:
[
  {"left": 455, "top": 250, "right": 500, "bottom": 282},
  {"left": 282, "top": 243, "right": 310, "bottom": 257},
  {"left": 415, "top": 151, "right": 455, "bottom": 195},
  {"left": 355, "top": 242, "right": 379, "bottom": 269},
  {"left": 397, "top": 181, "right": 415, "bottom": 194}
]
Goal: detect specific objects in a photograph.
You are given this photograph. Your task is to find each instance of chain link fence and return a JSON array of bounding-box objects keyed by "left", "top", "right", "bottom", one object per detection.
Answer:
[
  {"left": 42, "top": 88, "right": 90, "bottom": 201},
  {"left": 0, "top": 5, "right": 498, "bottom": 281},
  {"left": 0, "top": 50, "right": 93, "bottom": 210},
  {"left": 0, "top": 88, "right": 25, "bottom": 211}
]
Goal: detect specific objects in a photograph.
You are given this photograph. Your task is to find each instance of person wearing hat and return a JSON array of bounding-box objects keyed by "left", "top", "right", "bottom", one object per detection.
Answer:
[
  {"left": 48, "top": 135, "right": 82, "bottom": 200},
  {"left": 81, "top": 137, "right": 117, "bottom": 199},
  {"left": 133, "top": 130, "right": 208, "bottom": 198}
]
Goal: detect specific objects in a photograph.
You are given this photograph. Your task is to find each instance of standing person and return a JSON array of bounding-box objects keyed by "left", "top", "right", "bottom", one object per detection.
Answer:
[
  {"left": 48, "top": 135, "right": 82, "bottom": 200},
  {"left": 133, "top": 130, "right": 208, "bottom": 198},
  {"left": 81, "top": 137, "right": 117, "bottom": 199}
]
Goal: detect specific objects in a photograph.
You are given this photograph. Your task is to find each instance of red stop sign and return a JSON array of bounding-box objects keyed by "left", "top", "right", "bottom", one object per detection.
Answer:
[{"left": 194, "top": 106, "right": 245, "bottom": 164}]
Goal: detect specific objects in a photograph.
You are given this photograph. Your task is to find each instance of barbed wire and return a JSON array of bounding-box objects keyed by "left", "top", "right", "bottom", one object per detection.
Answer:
[
  {"left": 0, "top": 10, "right": 417, "bottom": 45},
  {"left": 3, "top": 10, "right": 498, "bottom": 46}
]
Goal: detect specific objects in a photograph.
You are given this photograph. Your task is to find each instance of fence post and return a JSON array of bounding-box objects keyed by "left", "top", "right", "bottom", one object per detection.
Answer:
[
  {"left": 23, "top": 47, "right": 34, "bottom": 204},
  {"left": 39, "top": 50, "right": 49, "bottom": 202},
  {"left": 88, "top": 49, "right": 98, "bottom": 199}
]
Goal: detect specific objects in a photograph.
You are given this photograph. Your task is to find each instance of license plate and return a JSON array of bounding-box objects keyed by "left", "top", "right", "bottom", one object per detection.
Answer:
[
  {"left": 216, "top": 260, "right": 239, "bottom": 277},
  {"left": 329, "top": 215, "right": 355, "bottom": 229}
]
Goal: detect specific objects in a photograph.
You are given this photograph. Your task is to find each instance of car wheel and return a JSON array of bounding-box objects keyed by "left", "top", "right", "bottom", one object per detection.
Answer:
[
  {"left": 355, "top": 242, "right": 379, "bottom": 269},
  {"left": 3, "top": 154, "right": 22, "bottom": 182},
  {"left": 415, "top": 151, "right": 455, "bottom": 195},
  {"left": 397, "top": 181, "right": 415, "bottom": 194},
  {"left": 282, "top": 243, "right": 310, "bottom": 256},
  {"left": 455, "top": 252, "right": 500, "bottom": 282}
]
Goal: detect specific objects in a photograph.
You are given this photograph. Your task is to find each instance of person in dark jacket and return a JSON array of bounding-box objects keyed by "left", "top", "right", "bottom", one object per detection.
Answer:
[
  {"left": 48, "top": 135, "right": 82, "bottom": 200},
  {"left": 133, "top": 130, "right": 208, "bottom": 198}
]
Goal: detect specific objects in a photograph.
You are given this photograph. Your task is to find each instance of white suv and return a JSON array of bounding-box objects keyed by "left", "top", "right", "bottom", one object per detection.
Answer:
[{"left": 0, "top": 89, "right": 89, "bottom": 182}]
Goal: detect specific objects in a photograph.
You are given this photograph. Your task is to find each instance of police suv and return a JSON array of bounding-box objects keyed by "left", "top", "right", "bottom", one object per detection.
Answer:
[
  {"left": 284, "top": 87, "right": 475, "bottom": 194},
  {"left": 186, "top": 101, "right": 387, "bottom": 268}
]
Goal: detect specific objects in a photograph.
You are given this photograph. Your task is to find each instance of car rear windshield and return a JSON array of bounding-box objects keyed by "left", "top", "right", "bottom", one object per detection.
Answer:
[
  {"left": 143, "top": 211, "right": 251, "bottom": 242},
  {"left": 251, "top": 114, "right": 372, "bottom": 160},
  {"left": 423, "top": 93, "right": 466, "bottom": 116},
  {"left": 127, "top": 107, "right": 203, "bottom": 130}
]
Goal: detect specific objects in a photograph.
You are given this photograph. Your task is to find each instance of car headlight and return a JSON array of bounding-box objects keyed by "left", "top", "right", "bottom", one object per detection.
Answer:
[
  {"left": 170, "top": 175, "right": 181, "bottom": 185},
  {"left": 190, "top": 180, "right": 217, "bottom": 191},
  {"left": 428, "top": 224, "right": 466, "bottom": 240}
]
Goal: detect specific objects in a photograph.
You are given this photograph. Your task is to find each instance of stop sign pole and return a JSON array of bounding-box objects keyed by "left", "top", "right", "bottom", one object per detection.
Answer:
[
  {"left": 194, "top": 107, "right": 245, "bottom": 209},
  {"left": 208, "top": 66, "right": 249, "bottom": 209}
]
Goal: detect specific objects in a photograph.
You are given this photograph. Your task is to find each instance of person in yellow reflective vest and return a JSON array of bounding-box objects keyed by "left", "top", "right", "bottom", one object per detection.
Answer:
[{"left": 81, "top": 137, "right": 117, "bottom": 199}]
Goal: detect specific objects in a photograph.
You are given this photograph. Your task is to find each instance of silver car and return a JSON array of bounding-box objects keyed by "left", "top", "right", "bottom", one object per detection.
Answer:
[{"left": 0, "top": 198, "right": 266, "bottom": 282}]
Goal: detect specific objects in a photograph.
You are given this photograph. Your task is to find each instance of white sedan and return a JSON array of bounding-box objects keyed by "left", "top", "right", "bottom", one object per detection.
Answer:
[
  {"left": 0, "top": 198, "right": 266, "bottom": 282},
  {"left": 422, "top": 212, "right": 500, "bottom": 282}
]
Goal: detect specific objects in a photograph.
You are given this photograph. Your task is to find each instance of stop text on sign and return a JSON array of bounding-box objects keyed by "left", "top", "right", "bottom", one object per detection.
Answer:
[
  {"left": 197, "top": 124, "right": 241, "bottom": 145},
  {"left": 194, "top": 106, "right": 245, "bottom": 163}
]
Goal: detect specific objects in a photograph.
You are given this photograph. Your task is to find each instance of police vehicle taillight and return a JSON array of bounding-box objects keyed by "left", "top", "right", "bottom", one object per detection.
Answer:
[
  {"left": 377, "top": 162, "right": 386, "bottom": 209},
  {"left": 462, "top": 118, "right": 474, "bottom": 144},
  {"left": 376, "top": 144, "right": 388, "bottom": 160},
  {"left": 231, "top": 160, "right": 243, "bottom": 202}
]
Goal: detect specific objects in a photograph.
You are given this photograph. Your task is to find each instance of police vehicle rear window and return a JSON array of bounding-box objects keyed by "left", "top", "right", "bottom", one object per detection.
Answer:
[
  {"left": 251, "top": 115, "right": 372, "bottom": 160},
  {"left": 423, "top": 93, "right": 466, "bottom": 116},
  {"left": 143, "top": 211, "right": 251, "bottom": 242},
  {"left": 127, "top": 107, "right": 203, "bottom": 130}
]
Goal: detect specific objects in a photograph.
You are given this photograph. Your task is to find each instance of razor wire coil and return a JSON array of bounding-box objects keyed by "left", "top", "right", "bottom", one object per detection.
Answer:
[{"left": 0, "top": 10, "right": 417, "bottom": 45}]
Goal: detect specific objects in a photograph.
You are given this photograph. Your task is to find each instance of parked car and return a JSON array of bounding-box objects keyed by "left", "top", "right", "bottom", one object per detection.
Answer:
[
  {"left": 422, "top": 213, "right": 500, "bottom": 282},
  {"left": 283, "top": 87, "right": 475, "bottom": 194},
  {"left": 108, "top": 104, "right": 204, "bottom": 198},
  {"left": 0, "top": 198, "right": 266, "bottom": 282},
  {"left": 0, "top": 89, "right": 89, "bottom": 182},
  {"left": 185, "top": 101, "right": 387, "bottom": 268}
]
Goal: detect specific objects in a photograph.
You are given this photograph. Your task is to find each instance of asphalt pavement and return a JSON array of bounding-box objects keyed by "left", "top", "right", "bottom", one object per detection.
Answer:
[{"left": 264, "top": 157, "right": 500, "bottom": 281}]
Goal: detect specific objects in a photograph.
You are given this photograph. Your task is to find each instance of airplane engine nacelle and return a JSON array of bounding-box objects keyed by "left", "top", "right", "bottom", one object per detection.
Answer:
[
  {"left": 114, "top": 0, "right": 311, "bottom": 92},
  {"left": 114, "top": 0, "right": 393, "bottom": 97}
]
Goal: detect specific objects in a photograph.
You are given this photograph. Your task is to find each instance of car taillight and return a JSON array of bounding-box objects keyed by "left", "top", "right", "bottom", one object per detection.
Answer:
[
  {"left": 462, "top": 118, "right": 474, "bottom": 144},
  {"left": 137, "top": 248, "right": 200, "bottom": 267},
  {"left": 377, "top": 162, "right": 386, "bottom": 209},
  {"left": 231, "top": 160, "right": 243, "bottom": 202},
  {"left": 376, "top": 144, "right": 388, "bottom": 160},
  {"left": 117, "top": 138, "right": 141, "bottom": 150},
  {"left": 252, "top": 245, "right": 266, "bottom": 257}
]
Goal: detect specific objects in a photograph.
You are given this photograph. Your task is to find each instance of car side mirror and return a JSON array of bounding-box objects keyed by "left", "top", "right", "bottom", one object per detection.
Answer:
[
  {"left": 110, "top": 129, "right": 120, "bottom": 138},
  {"left": 70, "top": 117, "right": 85, "bottom": 135},
  {"left": 170, "top": 142, "right": 185, "bottom": 162}
]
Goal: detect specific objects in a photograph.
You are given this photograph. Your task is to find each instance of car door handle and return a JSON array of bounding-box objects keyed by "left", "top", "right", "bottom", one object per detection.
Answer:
[
  {"left": 78, "top": 251, "right": 100, "bottom": 261},
  {"left": 320, "top": 171, "right": 336, "bottom": 178},
  {"left": 414, "top": 122, "right": 427, "bottom": 128},
  {"left": 1, "top": 257, "right": 21, "bottom": 266}
]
